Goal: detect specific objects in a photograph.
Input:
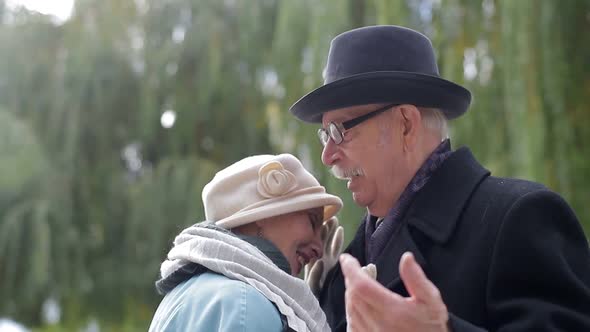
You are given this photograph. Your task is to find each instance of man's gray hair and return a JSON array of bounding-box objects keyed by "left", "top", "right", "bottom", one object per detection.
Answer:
[{"left": 419, "top": 107, "right": 449, "bottom": 140}]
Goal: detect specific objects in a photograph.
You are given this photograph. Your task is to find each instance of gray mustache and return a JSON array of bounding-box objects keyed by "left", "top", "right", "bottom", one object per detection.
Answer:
[{"left": 330, "top": 166, "right": 365, "bottom": 179}]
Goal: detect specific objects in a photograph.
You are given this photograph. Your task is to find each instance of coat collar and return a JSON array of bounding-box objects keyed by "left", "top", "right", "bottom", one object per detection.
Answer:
[{"left": 405, "top": 147, "right": 490, "bottom": 244}]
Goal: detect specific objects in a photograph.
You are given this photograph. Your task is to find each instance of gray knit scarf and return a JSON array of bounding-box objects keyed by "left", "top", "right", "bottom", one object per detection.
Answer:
[{"left": 159, "top": 222, "right": 330, "bottom": 332}]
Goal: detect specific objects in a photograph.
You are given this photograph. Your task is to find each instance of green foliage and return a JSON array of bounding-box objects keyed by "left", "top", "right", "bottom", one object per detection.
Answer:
[
  {"left": 0, "top": 0, "right": 588, "bottom": 329},
  {"left": 0, "top": 110, "right": 46, "bottom": 193}
]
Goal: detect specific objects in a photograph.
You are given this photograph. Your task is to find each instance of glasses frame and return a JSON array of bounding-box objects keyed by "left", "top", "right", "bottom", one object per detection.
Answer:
[{"left": 317, "top": 103, "right": 398, "bottom": 146}]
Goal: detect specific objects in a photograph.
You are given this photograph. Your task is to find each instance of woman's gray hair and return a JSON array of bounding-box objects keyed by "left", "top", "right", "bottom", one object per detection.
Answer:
[{"left": 418, "top": 107, "right": 449, "bottom": 140}]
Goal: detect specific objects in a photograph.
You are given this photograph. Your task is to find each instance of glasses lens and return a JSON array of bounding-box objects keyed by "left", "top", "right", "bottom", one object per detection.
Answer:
[
  {"left": 318, "top": 128, "right": 329, "bottom": 146},
  {"left": 328, "top": 123, "right": 343, "bottom": 144}
]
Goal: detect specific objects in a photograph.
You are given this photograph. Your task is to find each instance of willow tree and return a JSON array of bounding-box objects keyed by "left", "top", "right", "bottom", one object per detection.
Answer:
[
  {"left": 0, "top": 0, "right": 588, "bottom": 329},
  {"left": 444, "top": 0, "right": 590, "bottom": 233},
  {"left": 2, "top": 0, "right": 296, "bottom": 327}
]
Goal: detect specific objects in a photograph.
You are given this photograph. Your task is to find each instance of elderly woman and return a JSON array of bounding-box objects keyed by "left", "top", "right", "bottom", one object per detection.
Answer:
[{"left": 148, "top": 154, "right": 343, "bottom": 332}]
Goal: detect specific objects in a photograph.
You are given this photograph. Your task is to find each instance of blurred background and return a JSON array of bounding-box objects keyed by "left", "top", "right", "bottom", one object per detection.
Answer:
[{"left": 0, "top": 0, "right": 588, "bottom": 330}]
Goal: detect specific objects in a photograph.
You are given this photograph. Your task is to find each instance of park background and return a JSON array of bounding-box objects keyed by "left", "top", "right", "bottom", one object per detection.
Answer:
[{"left": 1, "top": 0, "right": 589, "bottom": 330}]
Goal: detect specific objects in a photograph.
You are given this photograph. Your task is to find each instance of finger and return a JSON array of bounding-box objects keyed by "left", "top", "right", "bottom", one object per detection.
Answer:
[
  {"left": 345, "top": 280, "right": 381, "bottom": 332},
  {"left": 339, "top": 253, "right": 364, "bottom": 286},
  {"left": 345, "top": 294, "right": 374, "bottom": 332},
  {"left": 328, "top": 217, "right": 338, "bottom": 236},
  {"left": 328, "top": 216, "right": 339, "bottom": 227},
  {"left": 321, "top": 220, "right": 332, "bottom": 242},
  {"left": 340, "top": 253, "right": 373, "bottom": 294},
  {"left": 329, "top": 226, "right": 344, "bottom": 257},
  {"left": 341, "top": 254, "right": 404, "bottom": 308},
  {"left": 306, "top": 260, "right": 324, "bottom": 295},
  {"left": 361, "top": 263, "right": 377, "bottom": 280},
  {"left": 399, "top": 251, "right": 440, "bottom": 304}
]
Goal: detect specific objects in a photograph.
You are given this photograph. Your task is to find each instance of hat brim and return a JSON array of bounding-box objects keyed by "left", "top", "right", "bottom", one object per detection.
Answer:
[
  {"left": 215, "top": 192, "right": 343, "bottom": 230},
  {"left": 290, "top": 71, "right": 471, "bottom": 123}
]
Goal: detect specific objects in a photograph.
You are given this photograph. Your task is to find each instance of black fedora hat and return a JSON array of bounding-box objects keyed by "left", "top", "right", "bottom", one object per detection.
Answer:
[{"left": 289, "top": 25, "right": 471, "bottom": 123}]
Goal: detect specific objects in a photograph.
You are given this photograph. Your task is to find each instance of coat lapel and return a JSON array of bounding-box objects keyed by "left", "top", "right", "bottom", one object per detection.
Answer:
[
  {"left": 374, "top": 225, "right": 427, "bottom": 289},
  {"left": 343, "top": 218, "right": 367, "bottom": 264}
]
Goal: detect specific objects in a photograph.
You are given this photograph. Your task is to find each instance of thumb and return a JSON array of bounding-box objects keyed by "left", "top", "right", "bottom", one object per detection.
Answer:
[
  {"left": 339, "top": 253, "right": 361, "bottom": 273},
  {"left": 306, "top": 260, "right": 324, "bottom": 296},
  {"left": 329, "top": 226, "right": 344, "bottom": 257},
  {"left": 399, "top": 252, "right": 439, "bottom": 304},
  {"left": 339, "top": 253, "right": 367, "bottom": 287}
]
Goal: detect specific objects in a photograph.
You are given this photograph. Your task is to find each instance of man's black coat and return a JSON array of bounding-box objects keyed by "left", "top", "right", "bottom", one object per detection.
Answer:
[{"left": 320, "top": 147, "right": 590, "bottom": 331}]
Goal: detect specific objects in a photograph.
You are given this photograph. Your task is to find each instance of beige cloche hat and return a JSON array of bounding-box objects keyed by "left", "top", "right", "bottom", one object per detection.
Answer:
[{"left": 202, "top": 154, "right": 343, "bottom": 229}]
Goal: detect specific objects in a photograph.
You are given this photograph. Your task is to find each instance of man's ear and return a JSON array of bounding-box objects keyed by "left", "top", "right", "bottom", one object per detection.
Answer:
[{"left": 398, "top": 105, "right": 422, "bottom": 152}]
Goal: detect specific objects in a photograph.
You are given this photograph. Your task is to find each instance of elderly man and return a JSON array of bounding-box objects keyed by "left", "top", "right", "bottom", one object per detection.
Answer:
[{"left": 291, "top": 25, "right": 590, "bottom": 331}]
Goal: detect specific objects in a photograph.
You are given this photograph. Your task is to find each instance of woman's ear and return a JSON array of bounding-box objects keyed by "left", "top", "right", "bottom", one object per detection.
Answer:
[
  {"left": 254, "top": 219, "right": 269, "bottom": 238},
  {"left": 232, "top": 222, "right": 260, "bottom": 237},
  {"left": 254, "top": 218, "right": 271, "bottom": 229}
]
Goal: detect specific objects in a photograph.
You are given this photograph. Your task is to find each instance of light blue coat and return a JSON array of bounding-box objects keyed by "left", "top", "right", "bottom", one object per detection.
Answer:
[{"left": 149, "top": 271, "right": 283, "bottom": 331}]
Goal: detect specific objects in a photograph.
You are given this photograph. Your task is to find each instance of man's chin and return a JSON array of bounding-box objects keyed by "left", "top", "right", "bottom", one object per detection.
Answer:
[{"left": 351, "top": 192, "right": 369, "bottom": 208}]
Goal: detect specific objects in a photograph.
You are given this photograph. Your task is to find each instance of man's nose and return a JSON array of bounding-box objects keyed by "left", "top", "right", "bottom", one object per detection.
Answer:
[{"left": 321, "top": 138, "right": 338, "bottom": 166}]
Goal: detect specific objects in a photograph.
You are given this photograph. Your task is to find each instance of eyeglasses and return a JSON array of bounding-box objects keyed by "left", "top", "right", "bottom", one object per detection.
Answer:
[{"left": 317, "top": 103, "right": 398, "bottom": 146}]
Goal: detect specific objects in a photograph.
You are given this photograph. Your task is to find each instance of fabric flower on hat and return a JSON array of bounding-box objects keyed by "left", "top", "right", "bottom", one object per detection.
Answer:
[{"left": 257, "top": 161, "right": 297, "bottom": 198}]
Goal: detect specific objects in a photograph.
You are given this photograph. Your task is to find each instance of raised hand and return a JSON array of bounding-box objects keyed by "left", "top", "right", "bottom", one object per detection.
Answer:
[{"left": 340, "top": 252, "right": 449, "bottom": 332}]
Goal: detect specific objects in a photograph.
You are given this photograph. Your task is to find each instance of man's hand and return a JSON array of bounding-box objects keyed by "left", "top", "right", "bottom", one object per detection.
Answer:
[{"left": 340, "top": 252, "right": 449, "bottom": 332}]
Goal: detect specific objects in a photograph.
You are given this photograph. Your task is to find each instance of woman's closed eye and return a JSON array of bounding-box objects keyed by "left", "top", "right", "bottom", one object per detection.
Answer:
[{"left": 308, "top": 211, "right": 322, "bottom": 231}]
